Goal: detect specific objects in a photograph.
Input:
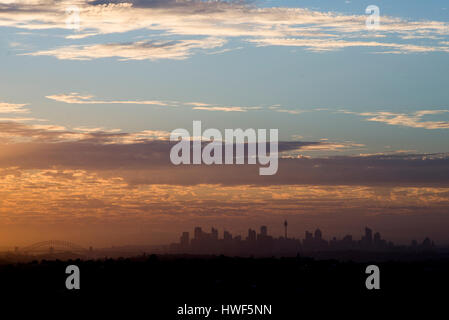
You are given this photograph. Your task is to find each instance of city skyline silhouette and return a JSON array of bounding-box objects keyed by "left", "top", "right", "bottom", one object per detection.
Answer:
[{"left": 169, "top": 223, "right": 437, "bottom": 256}]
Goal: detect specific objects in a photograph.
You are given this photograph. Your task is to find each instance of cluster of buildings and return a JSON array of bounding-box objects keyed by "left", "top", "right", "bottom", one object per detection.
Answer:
[{"left": 170, "top": 222, "right": 436, "bottom": 256}]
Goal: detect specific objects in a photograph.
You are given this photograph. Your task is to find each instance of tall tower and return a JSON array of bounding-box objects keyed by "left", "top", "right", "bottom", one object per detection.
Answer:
[
  {"left": 284, "top": 220, "right": 288, "bottom": 239},
  {"left": 365, "top": 227, "right": 373, "bottom": 245},
  {"left": 260, "top": 225, "right": 268, "bottom": 237},
  {"left": 194, "top": 227, "right": 202, "bottom": 241},
  {"left": 314, "top": 228, "right": 322, "bottom": 241}
]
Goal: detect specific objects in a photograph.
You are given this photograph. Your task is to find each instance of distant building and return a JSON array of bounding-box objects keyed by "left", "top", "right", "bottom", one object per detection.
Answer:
[
  {"left": 194, "top": 227, "right": 203, "bottom": 241},
  {"left": 360, "top": 227, "right": 373, "bottom": 249},
  {"left": 223, "top": 231, "right": 232, "bottom": 241},
  {"left": 365, "top": 227, "right": 373, "bottom": 243},
  {"left": 305, "top": 231, "right": 313, "bottom": 241},
  {"left": 247, "top": 229, "right": 256, "bottom": 241},
  {"left": 314, "top": 228, "right": 322, "bottom": 241},
  {"left": 284, "top": 220, "right": 288, "bottom": 239},
  {"left": 180, "top": 232, "right": 190, "bottom": 247},
  {"left": 211, "top": 228, "right": 218, "bottom": 241}
]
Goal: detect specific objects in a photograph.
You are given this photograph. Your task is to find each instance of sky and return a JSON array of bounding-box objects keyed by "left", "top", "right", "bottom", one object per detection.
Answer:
[{"left": 0, "top": 0, "right": 449, "bottom": 248}]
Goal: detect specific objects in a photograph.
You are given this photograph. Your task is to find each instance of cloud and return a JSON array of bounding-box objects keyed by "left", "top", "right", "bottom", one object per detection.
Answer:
[
  {"left": 0, "top": 102, "right": 29, "bottom": 114},
  {"left": 0, "top": 121, "right": 449, "bottom": 188},
  {"left": 192, "top": 106, "right": 248, "bottom": 112},
  {"left": 47, "top": 92, "right": 265, "bottom": 112},
  {"left": 1, "top": 119, "right": 449, "bottom": 244},
  {"left": 0, "top": 117, "right": 46, "bottom": 122},
  {"left": 192, "top": 105, "right": 261, "bottom": 112},
  {"left": 65, "top": 32, "right": 98, "bottom": 39},
  {"left": 2, "top": 0, "right": 449, "bottom": 59},
  {"left": 25, "top": 37, "right": 226, "bottom": 61},
  {"left": 292, "top": 141, "right": 365, "bottom": 152},
  {"left": 340, "top": 109, "right": 449, "bottom": 129},
  {"left": 0, "top": 121, "right": 171, "bottom": 144},
  {"left": 180, "top": 100, "right": 288, "bottom": 113},
  {"left": 46, "top": 92, "right": 169, "bottom": 106},
  {"left": 2, "top": 167, "right": 449, "bottom": 245},
  {"left": 274, "top": 109, "right": 303, "bottom": 115},
  {"left": 248, "top": 38, "right": 449, "bottom": 54},
  {"left": 268, "top": 104, "right": 303, "bottom": 114}
]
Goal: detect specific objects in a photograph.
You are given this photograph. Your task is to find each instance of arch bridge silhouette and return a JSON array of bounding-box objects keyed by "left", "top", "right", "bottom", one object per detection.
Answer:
[{"left": 20, "top": 240, "right": 89, "bottom": 255}]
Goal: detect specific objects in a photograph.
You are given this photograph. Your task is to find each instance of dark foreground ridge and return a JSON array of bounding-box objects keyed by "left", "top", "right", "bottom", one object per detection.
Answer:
[{"left": 0, "top": 254, "right": 448, "bottom": 315}]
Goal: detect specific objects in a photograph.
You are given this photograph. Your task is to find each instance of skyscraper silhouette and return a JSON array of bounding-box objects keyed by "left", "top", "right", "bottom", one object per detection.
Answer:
[{"left": 284, "top": 220, "right": 288, "bottom": 239}]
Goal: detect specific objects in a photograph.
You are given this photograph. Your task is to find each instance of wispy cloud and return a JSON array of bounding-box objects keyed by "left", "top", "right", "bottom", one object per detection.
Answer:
[
  {"left": 2, "top": 0, "right": 449, "bottom": 59},
  {"left": 192, "top": 106, "right": 248, "bottom": 112},
  {"left": 299, "top": 141, "right": 365, "bottom": 151},
  {"left": 47, "top": 93, "right": 263, "bottom": 112},
  {"left": 268, "top": 105, "right": 303, "bottom": 114},
  {"left": 0, "top": 117, "right": 46, "bottom": 122},
  {"left": 191, "top": 104, "right": 261, "bottom": 112},
  {"left": 248, "top": 38, "right": 449, "bottom": 54},
  {"left": 280, "top": 140, "right": 366, "bottom": 158},
  {"left": 0, "top": 102, "right": 29, "bottom": 114},
  {"left": 0, "top": 121, "right": 171, "bottom": 144},
  {"left": 46, "top": 92, "right": 169, "bottom": 106},
  {"left": 25, "top": 38, "right": 226, "bottom": 61},
  {"left": 340, "top": 109, "right": 449, "bottom": 129}
]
